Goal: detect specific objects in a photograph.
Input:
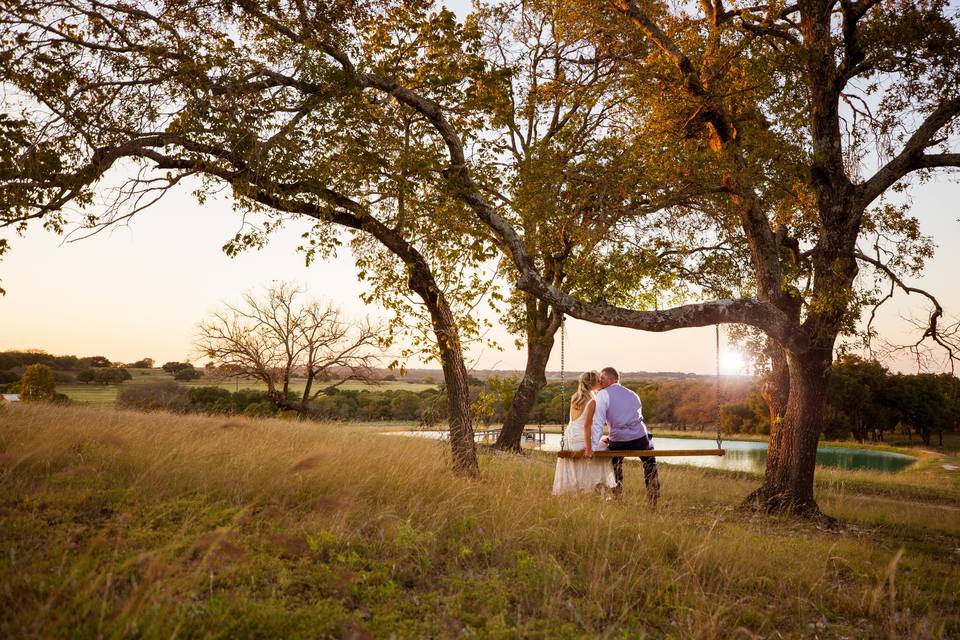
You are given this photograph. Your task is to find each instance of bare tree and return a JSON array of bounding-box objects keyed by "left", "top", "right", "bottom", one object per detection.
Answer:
[{"left": 196, "top": 282, "right": 382, "bottom": 417}]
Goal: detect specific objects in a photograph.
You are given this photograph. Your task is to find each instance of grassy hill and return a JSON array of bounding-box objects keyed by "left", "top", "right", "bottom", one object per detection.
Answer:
[{"left": 1, "top": 404, "right": 958, "bottom": 637}]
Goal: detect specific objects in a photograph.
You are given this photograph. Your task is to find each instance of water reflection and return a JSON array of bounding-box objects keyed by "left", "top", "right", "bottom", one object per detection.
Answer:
[{"left": 389, "top": 432, "right": 916, "bottom": 473}]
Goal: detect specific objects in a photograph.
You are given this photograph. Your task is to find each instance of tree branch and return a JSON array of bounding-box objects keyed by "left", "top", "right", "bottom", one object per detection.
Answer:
[
  {"left": 855, "top": 248, "right": 958, "bottom": 372},
  {"left": 285, "top": 40, "right": 801, "bottom": 347},
  {"left": 857, "top": 98, "right": 960, "bottom": 207}
]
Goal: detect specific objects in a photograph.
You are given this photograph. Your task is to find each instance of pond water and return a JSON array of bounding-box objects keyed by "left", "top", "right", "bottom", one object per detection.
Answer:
[{"left": 390, "top": 431, "right": 916, "bottom": 473}]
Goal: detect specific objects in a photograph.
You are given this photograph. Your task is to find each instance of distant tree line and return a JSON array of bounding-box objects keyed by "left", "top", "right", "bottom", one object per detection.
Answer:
[
  {"left": 4, "top": 350, "right": 957, "bottom": 446},
  {"left": 116, "top": 382, "right": 448, "bottom": 422},
  {"left": 823, "top": 356, "right": 960, "bottom": 446},
  {"left": 0, "top": 350, "right": 114, "bottom": 385},
  {"left": 0, "top": 350, "right": 114, "bottom": 370},
  {"left": 0, "top": 351, "right": 204, "bottom": 392},
  {"left": 118, "top": 382, "right": 276, "bottom": 417},
  {"left": 718, "top": 356, "right": 960, "bottom": 446},
  {"left": 75, "top": 368, "right": 132, "bottom": 384}
]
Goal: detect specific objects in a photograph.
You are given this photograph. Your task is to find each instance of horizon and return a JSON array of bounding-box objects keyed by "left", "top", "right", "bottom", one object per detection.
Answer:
[{"left": 0, "top": 346, "right": 760, "bottom": 380}]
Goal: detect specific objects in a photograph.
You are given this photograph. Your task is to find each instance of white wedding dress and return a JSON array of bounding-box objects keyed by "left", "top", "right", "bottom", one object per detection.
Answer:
[{"left": 552, "top": 405, "right": 617, "bottom": 496}]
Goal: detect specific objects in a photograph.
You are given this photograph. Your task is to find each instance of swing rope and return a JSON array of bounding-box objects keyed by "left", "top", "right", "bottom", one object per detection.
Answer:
[
  {"left": 715, "top": 324, "right": 723, "bottom": 450},
  {"left": 559, "top": 314, "right": 567, "bottom": 452}
]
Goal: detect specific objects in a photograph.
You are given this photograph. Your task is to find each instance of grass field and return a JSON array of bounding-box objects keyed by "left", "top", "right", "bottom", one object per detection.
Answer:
[
  {"left": 1, "top": 403, "right": 958, "bottom": 638},
  {"left": 57, "top": 368, "right": 437, "bottom": 406}
]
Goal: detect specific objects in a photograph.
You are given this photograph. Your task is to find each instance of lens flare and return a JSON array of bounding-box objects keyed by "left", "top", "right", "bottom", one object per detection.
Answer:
[{"left": 720, "top": 350, "right": 746, "bottom": 375}]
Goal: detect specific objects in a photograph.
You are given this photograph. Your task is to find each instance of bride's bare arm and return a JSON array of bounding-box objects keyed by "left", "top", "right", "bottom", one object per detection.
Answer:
[{"left": 583, "top": 400, "right": 596, "bottom": 457}]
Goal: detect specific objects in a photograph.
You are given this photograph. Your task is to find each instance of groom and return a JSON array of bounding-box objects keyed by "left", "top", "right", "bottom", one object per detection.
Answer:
[{"left": 592, "top": 367, "right": 660, "bottom": 506}]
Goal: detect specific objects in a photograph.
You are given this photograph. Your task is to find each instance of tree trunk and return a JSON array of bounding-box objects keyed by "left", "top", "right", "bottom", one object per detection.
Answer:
[
  {"left": 759, "top": 342, "right": 790, "bottom": 472},
  {"left": 745, "top": 348, "right": 832, "bottom": 516},
  {"left": 299, "top": 372, "right": 315, "bottom": 417},
  {"left": 301, "top": 374, "right": 313, "bottom": 406},
  {"left": 494, "top": 315, "right": 559, "bottom": 451},
  {"left": 407, "top": 270, "right": 479, "bottom": 477},
  {"left": 314, "top": 206, "right": 479, "bottom": 477}
]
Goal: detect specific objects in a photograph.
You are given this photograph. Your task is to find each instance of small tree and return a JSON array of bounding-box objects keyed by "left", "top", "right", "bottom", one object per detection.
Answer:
[
  {"left": 162, "top": 362, "right": 193, "bottom": 375},
  {"left": 19, "top": 364, "right": 55, "bottom": 401},
  {"left": 174, "top": 367, "right": 203, "bottom": 381},
  {"left": 196, "top": 282, "right": 383, "bottom": 416},
  {"left": 117, "top": 381, "right": 188, "bottom": 413}
]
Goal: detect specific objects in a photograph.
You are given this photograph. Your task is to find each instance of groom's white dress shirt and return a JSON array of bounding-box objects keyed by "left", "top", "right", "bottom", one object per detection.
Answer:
[{"left": 593, "top": 383, "right": 649, "bottom": 442}]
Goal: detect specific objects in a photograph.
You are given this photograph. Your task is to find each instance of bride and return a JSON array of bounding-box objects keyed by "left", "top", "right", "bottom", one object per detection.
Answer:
[{"left": 552, "top": 370, "right": 617, "bottom": 496}]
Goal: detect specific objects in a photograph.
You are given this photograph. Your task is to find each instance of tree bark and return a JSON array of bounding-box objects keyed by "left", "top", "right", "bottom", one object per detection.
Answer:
[
  {"left": 494, "top": 310, "right": 560, "bottom": 451},
  {"left": 745, "top": 347, "right": 832, "bottom": 516},
  {"left": 406, "top": 269, "right": 479, "bottom": 477},
  {"left": 300, "top": 373, "right": 314, "bottom": 415},
  {"left": 760, "top": 340, "right": 790, "bottom": 440}
]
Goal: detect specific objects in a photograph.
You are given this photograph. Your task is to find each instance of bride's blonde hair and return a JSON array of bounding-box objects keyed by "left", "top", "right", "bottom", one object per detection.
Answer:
[{"left": 571, "top": 370, "right": 600, "bottom": 412}]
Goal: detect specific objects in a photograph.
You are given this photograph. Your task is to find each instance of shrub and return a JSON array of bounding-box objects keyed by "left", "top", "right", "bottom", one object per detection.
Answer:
[
  {"left": 187, "top": 386, "right": 234, "bottom": 414},
  {"left": 232, "top": 388, "right": 271, "bottom": 412},
  {"left": 93, "top": 367, "right": 133, "bottom": 384},
  {"left": 174, "top": 367, "right": 203, "bottom": 381},
  {"left": 19, "top": 364, "right": 56, "bottom": 401},
  {"left": 76, "top": 369, "right": 95, "bottom": 383},
  {"left": 389, "top": 391, "right": 421, "bottom": 420},
  {"left": 0, "top": 370, "right": 19, "bottom": 384},
  {"left": 116, "top": 381, "right": 188, "bottom": 413}
]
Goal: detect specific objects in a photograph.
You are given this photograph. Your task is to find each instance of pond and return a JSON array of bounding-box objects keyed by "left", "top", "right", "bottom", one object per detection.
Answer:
[{"left": 390, "top": 431, "right": 916, "bottom": 473}]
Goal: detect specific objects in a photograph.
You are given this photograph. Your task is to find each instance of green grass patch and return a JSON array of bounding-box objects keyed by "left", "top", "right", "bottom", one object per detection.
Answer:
[{"left": 1, "top": 403, "right": 958, "bottom": 637}]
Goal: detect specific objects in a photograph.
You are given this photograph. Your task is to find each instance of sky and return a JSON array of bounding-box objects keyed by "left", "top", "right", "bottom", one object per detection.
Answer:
[
  {"left": 0, "top": 175, "right": 736, "bottom": 374},
  {"left": 2, "top": 172, "right": 958, "bottom": 376},
  {"left": 2, "top": 0, "right": 959, "bottom": 376}
]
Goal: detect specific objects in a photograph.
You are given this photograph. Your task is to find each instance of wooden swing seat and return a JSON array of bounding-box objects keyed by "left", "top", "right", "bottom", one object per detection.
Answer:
[{"left": 557, "top": 448, "right": 725, "bottom": 459}]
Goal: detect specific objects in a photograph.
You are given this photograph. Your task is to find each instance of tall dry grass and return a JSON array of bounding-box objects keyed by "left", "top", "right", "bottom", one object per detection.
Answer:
[{"left": 1, "top": 403, "right": 958, "bottom": 638}]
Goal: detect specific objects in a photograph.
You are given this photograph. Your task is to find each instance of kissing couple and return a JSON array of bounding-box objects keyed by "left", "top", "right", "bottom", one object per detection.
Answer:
[{"left": 552, "top": 367, "right": 661, "bottom": 506}]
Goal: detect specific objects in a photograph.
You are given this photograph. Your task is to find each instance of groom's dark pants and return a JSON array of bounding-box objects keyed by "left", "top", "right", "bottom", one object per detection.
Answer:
[{"left": 609, "top": 435, "right": 660, "bottom": 506}]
